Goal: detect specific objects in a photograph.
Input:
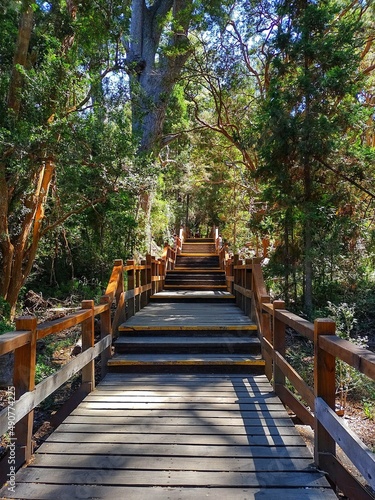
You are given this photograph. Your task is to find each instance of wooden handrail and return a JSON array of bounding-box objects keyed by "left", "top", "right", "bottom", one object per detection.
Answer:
[
  {"left": 0, "top": 331, "right": 31, "bottom": 357},
  {"left": 227, "top": 255, "right": 375, "bottom": 498}
]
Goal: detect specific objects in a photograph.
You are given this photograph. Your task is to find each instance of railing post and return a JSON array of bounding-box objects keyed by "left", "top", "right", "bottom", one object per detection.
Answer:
[
  {"left": 314, "top": 318, "right": 336, "bottom": 466},
  {"left": 135, "top": 262, "right": 141, "bottom": 313},
  {"left": 226, "top": 253, "right": 233, "bottom": 293},
  {"left": 113, "top": 259, "right": 125, "bottom": 334},
  {"left": 114, "top": 259, "right": 124, "bottom": 305},
  {"left": 160, "top": 257, "right": 166, "bottom": 286},
  {"left": 151, "top": 257, "right": 157, "bottom": 295},
  {"left": 245, "top": 259, "right": 252, "bottom": 316},
  {"left": 146, "top": 254, "right": 152, "bottom": 300},
  {"left": 257, "top": 296, "right": 271, "bottom": 382},
  {"left": 167, "top": 246, "right": 171, "bottom": 271},
  {"left": 14, "top": 315, "right": 37, "bottom": 466},
  {"left": 81, "top": 300, "right": 95, "bottom": 394},
  {"left": 140, "top": 259, "right": 147, "bottom": 308},
  {"left": 240, "top": 262, "right": 245, "bottom": 311},
  {"left": 100, "top": 295, "right": 112, "bottom": 377},
  {"left": 233, "top": 254, "right": 239, "bottom": 306},
  {"left": 179, "top": 226, "right": 184, "bottom": 247},
  {"left": 273, "top": 300, "right": 286, "bottom": 391},
  {"left": 126, "top": 259, "right": 135, "bottom": 318}
]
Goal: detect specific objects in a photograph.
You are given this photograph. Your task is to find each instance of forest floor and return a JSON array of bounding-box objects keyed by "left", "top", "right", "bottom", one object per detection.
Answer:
[{"left": 0, "top": 293, "right": 374, "bottom": 497}]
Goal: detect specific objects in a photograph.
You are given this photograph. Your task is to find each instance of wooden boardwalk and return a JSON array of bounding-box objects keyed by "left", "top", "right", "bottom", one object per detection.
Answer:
[{"left": 2, "top": 372, "right": 337, "bottom": 499}]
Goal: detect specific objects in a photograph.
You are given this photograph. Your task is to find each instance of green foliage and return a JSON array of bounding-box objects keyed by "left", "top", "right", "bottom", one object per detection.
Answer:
[
  {"left": 363, "top": 401, "right": 375, "bottom": 421},
  {"left": 0, "top": 0, "right": 145, "bottom": 310},
  {"left": 35, "top": 332, "right": 79, "bottom": 385},
  {"left": 35, "top": 355, "right": 57, "bottom": 385},
  {"left": 0, "top": 298, "right": 12, "bottom": 334},
  {"left": 286, "top": 335, "right": 314, "bottom": 389},
  {"left": 256, "top": 0, "right": 371, "bottom": 315},
  {"left": 326, "top": 301, "right": 372, "bottom": 408}
]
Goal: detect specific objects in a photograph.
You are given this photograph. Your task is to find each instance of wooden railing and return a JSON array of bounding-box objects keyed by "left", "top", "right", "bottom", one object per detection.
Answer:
[
  {"left": 0, "top": 251, "right": 173, "bottom": 478},
  {"left": 226, "top": 256, "right": 375, "bottom": 499}
]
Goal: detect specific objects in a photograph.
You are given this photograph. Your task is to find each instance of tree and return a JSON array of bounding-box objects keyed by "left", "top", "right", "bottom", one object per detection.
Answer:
[{"left": 257, "top": 0, "right": 370, "bottom": 315}]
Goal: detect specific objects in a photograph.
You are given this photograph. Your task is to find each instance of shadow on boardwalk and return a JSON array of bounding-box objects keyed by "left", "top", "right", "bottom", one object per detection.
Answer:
[{"left": 0, "top": 372, "right": 337, "bottom": 499}]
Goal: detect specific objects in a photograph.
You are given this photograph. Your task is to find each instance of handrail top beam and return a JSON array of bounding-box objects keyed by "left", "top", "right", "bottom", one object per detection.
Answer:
[
  {"left": 0, "top": 330, "right": 31, "bottom": 356},
  {"left": 320, "top": 335, "right": 375, "bottom": 380},
  {"left": 274, "top": 309, "right": 314, "bottom": 341}
]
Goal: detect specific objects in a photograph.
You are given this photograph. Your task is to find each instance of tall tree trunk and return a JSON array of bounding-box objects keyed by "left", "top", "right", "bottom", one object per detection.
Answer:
[
  {"left": 125, "top": 0, "right": 193, "bottom": 249},
  {"left": 126, "top": 0, "right": 192, "bottom": 154},
  {"left": 2, "top": 161, "right": 55, "bottom": 317},
  {"left": 7, "top": 0, "right": 34, "bottom": 117},
  {"left": 0, "top": 166, "right": 14, "bottom": 303},
  {"left": 302, "top": 1, "right": 313, "bottom": 318}
]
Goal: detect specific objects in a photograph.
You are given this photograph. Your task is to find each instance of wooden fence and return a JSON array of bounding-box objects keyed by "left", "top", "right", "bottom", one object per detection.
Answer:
[
  {"left": 225, "top": 256, "right": 375, "bottom": 499},
  {"left": 0, "top": 246, "right": 178, "bottom": 477}
]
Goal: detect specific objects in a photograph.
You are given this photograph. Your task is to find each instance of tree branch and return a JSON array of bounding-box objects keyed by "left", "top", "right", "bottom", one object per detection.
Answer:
[
  {"left": 315, "top": 156, "right": 375, "bottom": 199},
  {"left": 39, "top": 195, "right": 108, "bottom": 237}
]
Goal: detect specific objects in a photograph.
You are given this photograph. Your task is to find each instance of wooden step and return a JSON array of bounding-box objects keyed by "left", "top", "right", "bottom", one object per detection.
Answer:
[
  {"left": 8, "top": 372, "right": 336, "bottom": 499},
  {"left": 182, "top": 244, "right": 216, "bottom": 253},
  {"left": 168, "top": 269, "right": 224, "bottom": 273},
  {"left": 164, "top": 284, "right": 228, "bottom": 290},
  {"left": 176, "top": 256, "right": 218, "bottom": 260},
  {"left": 165, "top": 280, "right": 227, "bottom": 287},
  {"left": 119, "top": 325, "right": 257, "bottom": 336},
  {"left": 166, "top": 272, "right": 226, "bottom": 280},
  {"left": 114, "top": 336, "right": 261, "bottom": 354},
  {"left": 150, "top": 291, "right": 235, "bottom": 302},
  {"left": 108, "top": 353, "right": 265, "bottom": 373},
  {"left": 118, "top": 303, "right": 255, "bottom": 328},
  {"left": 178, "top": 252, "right": 217, "bottom": 257},
  {"left": 164, "top": 280, "right": 227, "bottom": 285},
  {"left": 184, "top": 238, "right": 215, "bottom": 243}
]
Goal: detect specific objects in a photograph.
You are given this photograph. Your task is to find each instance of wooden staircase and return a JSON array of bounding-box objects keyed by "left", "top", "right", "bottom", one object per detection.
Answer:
[
  {"left": 164, "top": 237, "right": 227, "bottom": 291},
  {"left": 108, "top": 238, "right": 264, "bottom": 373}
]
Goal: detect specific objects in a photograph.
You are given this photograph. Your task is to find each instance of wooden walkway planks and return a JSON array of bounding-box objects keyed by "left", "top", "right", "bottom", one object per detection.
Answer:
[
  {"left": 1, "top": 373, "right": 337, "bottom": 499},
  {"left": 119, "top": 302, "right": 255, "bottom": 328}
]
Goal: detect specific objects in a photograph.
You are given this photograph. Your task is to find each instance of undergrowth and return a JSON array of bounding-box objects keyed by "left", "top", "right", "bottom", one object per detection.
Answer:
[{"left": 285, "top": 301, "right": 375, "bottom": 412}]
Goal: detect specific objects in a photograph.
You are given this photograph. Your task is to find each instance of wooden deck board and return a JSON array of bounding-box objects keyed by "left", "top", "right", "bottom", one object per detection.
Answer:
[
  {"left": 150, "top": 290, "right": 235, "bottom": 299},
  {"left": 63, "top": 415, "right": 295, "bottom": 426},
  {"left": 2, "top": 485, "right": 337, "bottom": 500},
  {"left": 0, "top": 373, "right": 336, "bottom": 499},
  {"left": 35, "top": 441, "right": 315, "bottom": 458},
  {"left": 55, "top": 423, "right": 299, "bottom": 435},
  {"left": 114, "top": 336, "right": 258, "bottom": 345},
  {"left": 13, "top": 468, "right": 331, "bottom": 487},
  {"left": 27, "top": 454, "right": 316, "bottom": 471}
]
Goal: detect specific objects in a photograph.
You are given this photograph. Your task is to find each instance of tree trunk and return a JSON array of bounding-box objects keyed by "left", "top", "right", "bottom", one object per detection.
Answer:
[
  {"left": 1, "top": 161, "right": 55, "bottom": 317},
  {"left": 126, "top": 0, "right": 192, "bottom": 154},
  {"left": 7, "top": 0, "right": 34, "bottom": 117},
  {"left": 302, "top": 7, "right": 313, "bottom": 318},
  {"left": 0, "top": 165, "right": 15, "bottom": 303},
  {"left": 303, "top": 156, "right": 313, "bottom": 317}
]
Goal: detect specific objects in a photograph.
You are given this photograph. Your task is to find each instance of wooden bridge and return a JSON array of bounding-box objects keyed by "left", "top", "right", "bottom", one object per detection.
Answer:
[{"left": 1, "top": 230, "right": 375, "bottom": 499}]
